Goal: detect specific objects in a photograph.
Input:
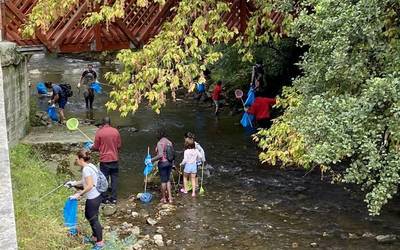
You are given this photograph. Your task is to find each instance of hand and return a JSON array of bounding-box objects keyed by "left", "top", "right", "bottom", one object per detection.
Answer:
[
  {"left": 51, "top": 104, "right": 56, "bottom": 108},
  {"left": 69, "top": 192, "right": 81, "bottom": 200},
  {"left": 64, "top": 181, "right": 76, "bottom": 188}
]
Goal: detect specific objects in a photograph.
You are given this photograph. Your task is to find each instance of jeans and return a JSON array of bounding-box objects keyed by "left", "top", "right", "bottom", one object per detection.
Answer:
[
  {"left": 100, "top": 161, "right": 119, "bottom": 201},
  {"left": 85, "top": 195, "right": 102, "bottom": 241}
]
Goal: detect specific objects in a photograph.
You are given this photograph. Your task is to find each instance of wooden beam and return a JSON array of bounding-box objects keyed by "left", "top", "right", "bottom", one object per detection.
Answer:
[
  {"left": 52, "top": 2, "right": 88, "bottom": 48},
  {"left": 115, "top": 20, "right": 140, "bottom": 47}
]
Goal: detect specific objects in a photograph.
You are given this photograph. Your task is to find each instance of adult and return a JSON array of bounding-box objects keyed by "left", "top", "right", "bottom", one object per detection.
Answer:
[
  {"left": 150, "top": 129, "right": 174, "bottom": 203},
  {"left": 212, "top": 81, "right": 223, "bottom": 115},
  {"left": 67, "top": 149, "right": 104, "bottom": 249},
  {"left": 44, "top": 81, "right": 68, "bottom": 123},
  {"left": 80, "top": 64, "right": 98, "bottom": 109},
  {"left": 91, "top": 117, "right": 121, "bottom": 204},
  {"left": 246, "top": 92, "right": 276, "bottom": 128}
]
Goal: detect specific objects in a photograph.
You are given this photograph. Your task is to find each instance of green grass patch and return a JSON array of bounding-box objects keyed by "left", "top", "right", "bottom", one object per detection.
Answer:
[{"left": 10, "top": 144, "right": 79, "bottom": 249}]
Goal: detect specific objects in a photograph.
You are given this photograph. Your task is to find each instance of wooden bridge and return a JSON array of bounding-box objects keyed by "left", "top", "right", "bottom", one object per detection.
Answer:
[{"left": 0, "top": 0, "right": 284, "bottom": 53}]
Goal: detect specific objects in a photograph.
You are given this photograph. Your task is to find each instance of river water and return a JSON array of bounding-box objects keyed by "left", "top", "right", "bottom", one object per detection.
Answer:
[{"left": 28, "top": 54, "right": 400, "bottom": 249}]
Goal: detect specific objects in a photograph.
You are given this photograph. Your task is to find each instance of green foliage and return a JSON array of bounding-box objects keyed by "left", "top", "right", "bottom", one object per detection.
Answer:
[
  {"left": 10, "top": 144, "right": 76, "bottom": 249},
  {"left": 256, "top": 0, "right": 400, "bottom": 215}
]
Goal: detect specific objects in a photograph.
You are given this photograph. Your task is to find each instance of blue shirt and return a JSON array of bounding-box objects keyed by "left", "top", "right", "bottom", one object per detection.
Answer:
[{"left": 52, "top": 84, "right": 64, "bottom": 98}]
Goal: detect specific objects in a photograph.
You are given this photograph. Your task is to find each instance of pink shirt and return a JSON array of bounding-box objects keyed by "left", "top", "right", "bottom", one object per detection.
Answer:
[{"left": 181, "top": 149, "right": 202, "bottom": 165}]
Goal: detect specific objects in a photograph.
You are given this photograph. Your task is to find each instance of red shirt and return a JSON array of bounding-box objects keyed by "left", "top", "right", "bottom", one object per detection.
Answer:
[
  {"left": 92, "top": 125, "right": 121, "bottom": 163},
  {"left": 247, "top": 97, "right": 276, "bottom": 120},
  {"left": 212, "top": 85, "right": 222, "bottom": 100}
]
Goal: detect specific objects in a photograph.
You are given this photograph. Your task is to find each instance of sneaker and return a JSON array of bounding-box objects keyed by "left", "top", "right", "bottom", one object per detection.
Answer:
[
  {"left": 180, "top": 188, "right": 187, "bottom": 194},
  {"left": 83, "top": 235, "right": 96, "bottom": 244},
  {"left": 92, "top": 241, "right": 105, "bottom": 250}
]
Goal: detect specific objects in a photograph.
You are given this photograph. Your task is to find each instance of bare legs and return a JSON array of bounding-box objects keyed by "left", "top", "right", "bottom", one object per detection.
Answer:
[
  {"left": 161, "top": 181, "right": 173, "bottom": 203},
  {"left": 190, "top": 173, "right": 196, "bottom": 196}
]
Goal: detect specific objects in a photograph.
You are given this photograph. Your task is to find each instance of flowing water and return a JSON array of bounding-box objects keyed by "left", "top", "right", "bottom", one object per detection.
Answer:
[{"left": 28, "top": 54, "right": 400, "bottom": 249}]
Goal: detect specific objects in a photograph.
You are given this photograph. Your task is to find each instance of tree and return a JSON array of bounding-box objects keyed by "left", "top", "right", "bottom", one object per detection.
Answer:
[{"left": 256, "top": 0, "right": 400, "bottom": 215}]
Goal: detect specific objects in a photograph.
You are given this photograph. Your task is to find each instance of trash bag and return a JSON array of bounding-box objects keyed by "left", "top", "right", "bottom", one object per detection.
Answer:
[
  {"left": 47, "top": 106, "right": 58, "bottom": 122},
  {"left": 196, "top": 83, "right": 205, "bottom": 93},
  {"left": 36, "top": 82, "right": 48, "bottom": 95},
  {"left": 244, "top": 87, "right": 255, "bottom": 106},
  {"left": 240, "top": 112, "right": 254, "bottom": 128},
  {"left": 90, "top": 81, "right": 102, "bottom": 94},
  {"left": 63, "top": 198, "right": 78, "bottom": 235}
]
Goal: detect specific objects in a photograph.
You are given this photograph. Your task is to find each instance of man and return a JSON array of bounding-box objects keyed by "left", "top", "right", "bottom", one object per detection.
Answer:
[
  {"left": 211, "top": 81, "right": 223, "bottom": 115},
  {"left": 91, "top": 117, "right": 121, "bottom": 204},
  {"left": 246, "top": 92, "right": 276, "bottom": 128},
  {"left": 44, "top": 81, "right": 68, "bottom": 123},
  {"left": 80, "top": 64, "right": 97, "bottom": 109}
]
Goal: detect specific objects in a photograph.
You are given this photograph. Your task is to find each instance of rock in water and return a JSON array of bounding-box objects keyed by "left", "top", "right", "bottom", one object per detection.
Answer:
[
  {"left": 310, "top": 242, "right": 318, "bottom": 247},
  {"left": 102, "top": 205, "right": 117, "bottom": 216},
  {"left": 376, "top": 235, "right": 397, "bottom": 243},
  {"left": 153, "top": 234, "right": 164, "bottom": 247},
  {"left": 131, "top": 226, "right": 140, "bottom": 236},
  {"left": 131, "top": 211, "right": 139, "bottom": 218},
  {"left": 147, "top": 218, "right": 157, "bottom": 226}
]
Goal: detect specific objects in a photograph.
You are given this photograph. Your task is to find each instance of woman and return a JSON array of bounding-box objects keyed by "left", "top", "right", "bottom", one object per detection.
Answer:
[
  {"left": 68, "top": 149, "right": 104, "bottom": 249},
  {"left": 151, "top": 129, "right": 174, "bottom": 203}
]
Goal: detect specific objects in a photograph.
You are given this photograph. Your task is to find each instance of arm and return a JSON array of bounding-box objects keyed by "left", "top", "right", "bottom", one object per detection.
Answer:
[
  {"left": 73, "top": 175, "right": 94, "bottom": 198},
  {"left": 51, "top": 94, "right": 59, "bottom": 104},
  {"left": 117, "top": 132, "right": 122, "bottom": 150},
  {"left": 180, "top": 150, "right": 188, "bottom": 166},
  {"left": 91, "top": 133, "right": 100, "bottom": 151},
  {"left": 151, "top": 142, "right": 164, "bottom": 162}
]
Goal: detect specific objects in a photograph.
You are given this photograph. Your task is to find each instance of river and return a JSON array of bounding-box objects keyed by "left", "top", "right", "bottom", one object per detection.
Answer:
[{"left": 28, "top": 54, "right": 400, "bottom": 249}]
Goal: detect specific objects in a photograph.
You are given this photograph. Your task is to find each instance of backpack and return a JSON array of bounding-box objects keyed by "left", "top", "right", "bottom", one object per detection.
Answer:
[
  {"left": 165, "top": 144, "right": 175, "bottom": 162},
  {"left": 60, "top": 83, "right": 73, "bottom": 97},
  {"left": 87, "top": 164, "right": 108, "bottom": 193}
]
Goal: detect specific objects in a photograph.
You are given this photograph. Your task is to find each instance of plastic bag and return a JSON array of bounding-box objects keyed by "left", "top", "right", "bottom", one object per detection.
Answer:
[
  {"left": 196, "top": 83, "right": 205, "bottom": 93},
  {"left": 240, "top": 112, "right": 254, "bottom": 128},
  {"left": 244, "top": 87, "right": 255, "bottom": 106},
  {"left": 63, "top": 199, "right": 78, "bottom": 235},
  {"left": 36, "top": 82, "right": 48, "bottom": 95}
]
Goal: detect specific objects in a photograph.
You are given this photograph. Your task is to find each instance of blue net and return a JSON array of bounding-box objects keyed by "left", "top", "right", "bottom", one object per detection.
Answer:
[
  {"left": 240, "top": 112, "right": 254, "bottom": 128},
  {"left": 47, "top": 106, "right": 58, "bottom": 122},
  {"left": 244, "top": 87, "right": 255, "bottom": 106},
  {"left": 36, "top": 82, "right": 48, "bottom": 94},
  {"left": 90, "top": 81, "right": 102, "bottom": 94},
  {"left": 143, "top": 154, "right": 153, "bottom": 176},
  {"left": 63, "top": 199, "right": 78, "bottom": 235},
  {"left": 139, "top": 192, "right": 153, "bottom": 203}
]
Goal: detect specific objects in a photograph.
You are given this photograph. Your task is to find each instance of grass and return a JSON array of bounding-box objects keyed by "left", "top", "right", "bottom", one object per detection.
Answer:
[{"left": 10, "top": 144, "right": 79, "bottom": 249}]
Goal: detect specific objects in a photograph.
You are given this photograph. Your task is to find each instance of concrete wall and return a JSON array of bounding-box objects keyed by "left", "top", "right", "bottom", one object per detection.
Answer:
[
  {"left": 0, "top": 42, "right": 18, "bottom": 249},
  {"left": 1, "top": 42, "right": 29, "bottom": 147}
]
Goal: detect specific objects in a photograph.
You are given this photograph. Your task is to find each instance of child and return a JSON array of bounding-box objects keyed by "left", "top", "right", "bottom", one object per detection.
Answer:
[
  {"left": 180, "top": 137, "right": 202, "bottom": 197},
  {"left": 211, "top": 81, "right": 223, "bottom": 115},
  {"left": 184, "top": 132, "right": 206, "bottom": 189}
]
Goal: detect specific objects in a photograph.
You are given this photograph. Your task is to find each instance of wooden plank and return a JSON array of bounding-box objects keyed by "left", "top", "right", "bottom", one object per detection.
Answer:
[
  {"left": 52, "top": 2, "right": 88, "bottom": 48},
  {"left": 115, "top": 20, "right": 140, "bottom": 47}
]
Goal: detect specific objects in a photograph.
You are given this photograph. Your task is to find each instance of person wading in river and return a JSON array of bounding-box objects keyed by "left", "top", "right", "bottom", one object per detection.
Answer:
[
  {"left": 184, "top": 132, "right": 206, "bottom": 189},
  {"left": 180, "top": 137, "right": 202, "bottom": 197},
  {"left": 44, "top": 81, "right": 68, "bottom": 123},
  {"left": 79, "top": 64, "right": 97, "bottom": 109},
  {"left": 67, "top": 149, "right": 105, "bottom": 250},
  {"left": 91, "top": 117, "right": 121, "bottom": 204},
  {"left": 212, "top": 80, "right": 224, "bottom": 115},
  {"left": 151, "top": 129, "right": 174, "bottom": 203},
  {"left": 245, "top": 91, "right": 276, "bottom": 128}
]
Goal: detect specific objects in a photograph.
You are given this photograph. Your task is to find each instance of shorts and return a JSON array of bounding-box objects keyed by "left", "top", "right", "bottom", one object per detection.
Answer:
[
  {"left": 184, "top": 163, "right": 197, "bottom": 174},
  {"left": 158, "top": 161, "right": 172, "bottom": 183},
  {"left": 58, "top": 97, "right": 68, "bottom": 109}
]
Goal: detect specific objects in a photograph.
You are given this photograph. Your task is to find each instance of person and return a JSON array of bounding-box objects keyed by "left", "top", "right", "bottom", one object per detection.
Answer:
[
  {"left": 246, "top": 91, "right": 276, "bottom": 128},
  {"left": 66, "top": 149, "right": 104, "bottom": 250},
  {"left": 44, "top": 81, "right": 68, "bottom": 123},
  {"left": 80, "top": 64, "right": 97, "bottom": 109},
  {"left": 195, "top": 81, "right": 206, "bottom": 102},
  {"left": 180, "top": 137, "right": 202, "bottom": 197},
  {"left": 211, "top": 81, "right": 223, "bottom": 115},
  {"left": 184, "top": 132, "right": 206, "bottom": 189},
  {"left": 150, "top": 129, "right": 174, "bottom": 203},
  {"left": 91, "top": 117, "right": 121, "bottom": 204}
]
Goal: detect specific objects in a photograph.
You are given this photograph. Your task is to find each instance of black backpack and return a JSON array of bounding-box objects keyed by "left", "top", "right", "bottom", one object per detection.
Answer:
[
  {"left": 60, "top": 83, "right": 73, "bottom": 97},
  {"left": 165, "top": 144, "right": 175, "bottom": 162}
]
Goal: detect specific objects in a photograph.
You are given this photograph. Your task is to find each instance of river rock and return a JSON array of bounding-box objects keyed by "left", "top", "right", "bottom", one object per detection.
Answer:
[
  {"left": 132, "top": 239, "right": 146, "bottom": 250},
  {"left": 131, "top": 211, "right": 139, "bottom": 218},
  {"left": 131, "top": 226, "right": 140, "bottom": 236},
  {"left": 175, "top": 224, "right": 181, "bottom": 229},
  {"left": 156, "top": 226, "right": 165, "bottom": 234},
  {"left": 140, "top": 209, "right": 149, "bottom": 218},
  {"left": 348, "top": 233, "right": 360, "bottom": 239},
  {"left": 147, "top": 218, "right": 158, "bottom": 226},
  {"left": 166, "top": 239, "right": 172, "bottom": 246},
  {"left": 102, "top": 205, "right": 117, "bottom": 216},
  {"left": 292, "top": 242, "right": 298, "bottom": 248},
  {"left": 310, "top": 242, "right": 318, "bottom": 247},
  {"left": 154, "top": 234, "right": 164, "bottom": 247},
  {"left": 376, "top": 234, "right": 397, "bottom": 243},
  {"left": 362, "top": 232, "right": 375, "bottom": 238}
]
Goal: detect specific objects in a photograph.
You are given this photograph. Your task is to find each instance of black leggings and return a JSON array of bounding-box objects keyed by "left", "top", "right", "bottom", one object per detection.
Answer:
[
  {"left": 85, "top": 195, "right": 102, "bottom": 241},
  {"left": 84, "top": 88, "right": 95, "bottom": 109}
]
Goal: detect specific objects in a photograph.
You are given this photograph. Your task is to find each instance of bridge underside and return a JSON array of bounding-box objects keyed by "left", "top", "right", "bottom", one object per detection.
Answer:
[{"left": 1, "top": 0, "right": 284, "bottom": 53}]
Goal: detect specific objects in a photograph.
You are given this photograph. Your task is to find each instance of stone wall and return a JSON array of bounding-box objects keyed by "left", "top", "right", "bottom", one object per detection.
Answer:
[
  {"left": 1, "top": 42, "right": 29, "bottom": 147},
  {"left": 0, "top": 42, "right": 19, "bottom": 249}
]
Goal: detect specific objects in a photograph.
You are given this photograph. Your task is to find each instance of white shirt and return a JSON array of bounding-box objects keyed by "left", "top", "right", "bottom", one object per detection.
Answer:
[
  {"left": 181, "top": 148, "right": 202, "bottom": 165},
  {"left": 195, "top": 142, "right": 206, "bottom": 162},
  {"left": 82, "top": 163, "right": 101, "bottom": 199}
]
